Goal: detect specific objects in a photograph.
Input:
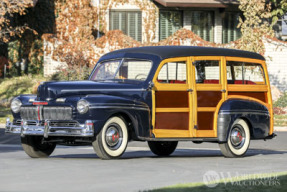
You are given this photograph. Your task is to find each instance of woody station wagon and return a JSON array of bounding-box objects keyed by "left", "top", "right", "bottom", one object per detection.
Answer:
[{"left": 5, "top": 46, "right": 275, "bottom": 159}]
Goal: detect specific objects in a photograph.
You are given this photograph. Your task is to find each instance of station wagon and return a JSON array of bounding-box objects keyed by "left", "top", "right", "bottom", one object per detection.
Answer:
[{"left": 5, "top": 46, "right": 275, "bottom": 159}]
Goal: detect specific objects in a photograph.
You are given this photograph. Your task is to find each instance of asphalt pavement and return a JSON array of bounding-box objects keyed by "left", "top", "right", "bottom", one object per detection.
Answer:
[{"left": 0, "top": 127, "right": 287, "bottom": 192}]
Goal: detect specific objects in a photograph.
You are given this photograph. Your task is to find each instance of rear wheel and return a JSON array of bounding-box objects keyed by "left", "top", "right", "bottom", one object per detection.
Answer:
[
  {"left": 21, "top": 136, "right": 56, "bottom": 158},
  {"left": 148, "top": 141, "right": 178, "bottom": 156},
  {"left": 219, "top": 119, "right": 250, "bottom": 158},
  {"left": 93, "top": 116, "right": 128, "bottom": 160}
]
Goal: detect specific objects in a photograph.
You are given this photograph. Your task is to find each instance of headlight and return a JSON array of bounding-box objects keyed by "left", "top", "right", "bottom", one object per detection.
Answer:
[
  {"left": 11, "top": 98, "right": 22, "bottom": 113},
  {"left": 77, "top": 99, "right": 89, "bottom": 114}
]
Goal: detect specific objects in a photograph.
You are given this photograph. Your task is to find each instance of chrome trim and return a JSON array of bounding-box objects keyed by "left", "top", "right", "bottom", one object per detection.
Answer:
[
  {"left": 219, "top": 110, "right": 269, "bottom": 116},
  {"left": 5, "top": 119, "right": 94, "bottom": 138},
  {"left": 89, "top": 106, "right": 150, "bottom": 111},
  {"left": 61, "top": 89, "right": 146, "bottom": 93}
]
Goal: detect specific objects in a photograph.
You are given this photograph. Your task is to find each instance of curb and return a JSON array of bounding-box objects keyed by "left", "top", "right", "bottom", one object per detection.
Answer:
[{"left": 274, "top": 126, "right": 287, "bottom": 132}]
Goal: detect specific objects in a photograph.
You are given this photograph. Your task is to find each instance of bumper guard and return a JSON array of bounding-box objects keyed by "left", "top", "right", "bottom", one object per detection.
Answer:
[{"left": 5, "top": 118, "right": 94, "bottom": 138}]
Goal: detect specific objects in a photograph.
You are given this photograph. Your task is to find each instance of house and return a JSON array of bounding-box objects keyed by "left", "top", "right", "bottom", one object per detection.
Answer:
[
  {"left": 43, "top": 0, "right": 287, "bottom": 92},
  {"left": 105, "top": 0, "right": 242, "bottom": 44}
]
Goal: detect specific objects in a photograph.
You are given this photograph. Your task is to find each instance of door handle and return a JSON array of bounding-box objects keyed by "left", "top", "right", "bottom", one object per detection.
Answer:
[{"left": 187, "top": 89, "right": 193, "bottom": 92}]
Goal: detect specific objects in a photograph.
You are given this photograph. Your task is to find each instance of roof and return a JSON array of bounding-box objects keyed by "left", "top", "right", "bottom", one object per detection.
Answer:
[
  {"left": 101, "top": 46, "right": 265, "bottom": 61},
  {"left": 153, "top": 0, "right": 239, "bottom": 7}
]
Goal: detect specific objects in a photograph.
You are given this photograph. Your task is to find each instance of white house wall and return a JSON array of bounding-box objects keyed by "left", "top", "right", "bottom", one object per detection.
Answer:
[{"left": 264, "top": 39, "right": 287, "bottom": 92}]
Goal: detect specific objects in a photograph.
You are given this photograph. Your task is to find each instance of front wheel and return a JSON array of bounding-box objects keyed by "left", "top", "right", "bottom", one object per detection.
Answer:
[
  {"left": 148, "top": 141, "right": 178, "bottom": 156},
  {"left": 92, "top": 116, "right": 128, "bottom": 160},
  {"left": 21, "top": 136, "right": 56, "bottom": 158},
  {"left": 219, "top": 119, "right": 250, "bottom": 158}
]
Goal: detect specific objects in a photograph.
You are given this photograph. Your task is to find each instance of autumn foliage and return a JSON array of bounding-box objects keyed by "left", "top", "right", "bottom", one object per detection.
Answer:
[{"left": 0, "top": 0, "right": 36, "bottom": 43}]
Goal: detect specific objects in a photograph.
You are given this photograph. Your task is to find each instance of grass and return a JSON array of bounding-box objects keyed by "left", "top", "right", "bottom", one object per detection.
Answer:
[
  {"left": 148, "top": 172, "right": 287, "bottom": 192},
  {"left": 0, "top": 75, "right": 48, "bottom": 103},
  {"left": 0, "top": 105, "right": 12, "bottom": 124},
  {"left": 274, "top": 114, "right": 287, "bottom": 127},
  {"left": 0, "top": 75, "right": 48, "bottom": 124}
]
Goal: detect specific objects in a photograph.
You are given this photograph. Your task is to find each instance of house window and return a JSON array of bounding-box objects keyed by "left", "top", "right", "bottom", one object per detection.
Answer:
[
  {"left": 159, "top": 10, "right": 183, "bottom": 40},
  {"left": 274, "top": 14, "right": 287, "bottom": 40},
  {"left": 222, "top": 12, "right": 242, "bottom": 43},
  {"left": 189, "top": 11, "right": 214, "bottom": 42},
  {"left": 109, "top": 11, "right": 142, "bottom": 42}
]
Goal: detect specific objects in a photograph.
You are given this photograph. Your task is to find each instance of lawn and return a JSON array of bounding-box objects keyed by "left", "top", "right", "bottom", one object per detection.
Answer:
[
  {"left": 274, "top": 114, "right": 287, "bottom": 127},
  {"left": 0, "top": 75, "right": 48, "bottom": 124},
  {"left": 0, "top": 105, "right": 12, "bottom": 124},
  {"left": 149, "top": 172, "right": 287, "bottom": 192}
]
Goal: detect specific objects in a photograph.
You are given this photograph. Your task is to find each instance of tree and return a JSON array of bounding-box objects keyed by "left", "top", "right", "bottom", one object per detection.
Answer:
[
  {"left": 0, "top": 0, "right": 36, "bottom": 43},
  {"left": 236, "top": 0, "right": 274, "bottom": 54},
  {"left": 271, "top": 0, "right": 287, "bottom": 24}
]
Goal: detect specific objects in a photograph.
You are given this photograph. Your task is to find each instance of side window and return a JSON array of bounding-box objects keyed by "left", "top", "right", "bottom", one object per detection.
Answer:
[
  {"left": 195, "top": 60, "right": 220, "bottom": 84},
  {"left": 157, "top": 61, "right": 186, "bottom": 84},
  {"left": 227, "top": 61, "right": 265, "bottom": 84}
]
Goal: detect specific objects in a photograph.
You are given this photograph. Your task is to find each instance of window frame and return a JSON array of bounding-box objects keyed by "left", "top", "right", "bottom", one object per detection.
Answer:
[
  {"left": 188, "top": 10, "right": 215, "bottom": 42},
  {"left": 109, "top": 10, "right": 142, "bottom": 42},
  {"left": 222, "top": 12, "right": 242, "bottom": 44},
  {"left": 89, "top": 58, "right": 153, "bottom": 82},
  {"left": 159, "top": 10, "right": 183, "bottom": 41},
  {"left": 157, "top": 61, "right": 187, "bottom": 84}
]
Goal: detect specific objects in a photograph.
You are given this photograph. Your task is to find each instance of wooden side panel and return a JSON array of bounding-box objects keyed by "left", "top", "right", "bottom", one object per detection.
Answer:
[
  {"left": 155, "top": 112, "right": 189, "bottom": 130},
  {"left": 197, "top": 112, "right": 214, "bottom": 130},
  {"left": 228, "top": 92, "right": 267, "bottom": 103},
  {"left": 155, "top": 91, "right": 189, "bottom": 108},
  {"left": 197, "top": 91, "right": 222, "bottom": 107}
]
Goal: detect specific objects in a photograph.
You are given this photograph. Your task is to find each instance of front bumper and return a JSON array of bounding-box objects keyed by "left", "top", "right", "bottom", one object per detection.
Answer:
[{"left": 5, "top": 118, "right": 94, "bottom": 138}]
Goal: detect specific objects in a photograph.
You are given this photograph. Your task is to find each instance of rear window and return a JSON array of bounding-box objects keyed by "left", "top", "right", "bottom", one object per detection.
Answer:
[{"left": 226, "top": 61, "right": 266, "bottom": 85}]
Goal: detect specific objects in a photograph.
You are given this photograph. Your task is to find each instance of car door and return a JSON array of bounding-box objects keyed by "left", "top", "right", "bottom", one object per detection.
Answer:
[
  {"left": 151, "top": 57, "right": 196, "bottom": 138},
  {"left": 192, "top": 56, "right": 225, "bottom": 137}
]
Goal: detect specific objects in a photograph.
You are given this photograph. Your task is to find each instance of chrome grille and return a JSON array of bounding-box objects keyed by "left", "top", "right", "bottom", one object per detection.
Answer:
[
  {"left": 20, "top": 107, "right": 38, "bottom": 120},
  {"left": 20, "top": 106, "right": 72, "bottom": 120},
  {"left": 43, "top": 107, "right": 72, "bottom": 120}
]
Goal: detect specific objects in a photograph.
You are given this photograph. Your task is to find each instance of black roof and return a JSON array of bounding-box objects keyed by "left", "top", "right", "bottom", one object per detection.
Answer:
[{"left": 101, "top": 46, "right": 265, "bottom": 61}]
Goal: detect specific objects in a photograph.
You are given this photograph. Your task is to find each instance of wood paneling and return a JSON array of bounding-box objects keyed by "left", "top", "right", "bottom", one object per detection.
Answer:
[
  {"left": 228, "top": 92, "right": 267, "bottom": 103},
  {"left": 155, "top": 112, "right": 189, "bottom": 130},
  {"left": 198, "top": 112, "right": 214, "bottom": 130},
  {"left": 197, "top": 91, "right": 222, "bottom": 107},
  {"left": 155, "top": 91, "right": 189, "bottom": 108}
]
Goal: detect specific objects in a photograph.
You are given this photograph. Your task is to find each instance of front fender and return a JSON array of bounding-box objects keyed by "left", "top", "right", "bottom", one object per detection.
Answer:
[
  {"left": 82, "top": 95, "right": 151, "bottom": 138},
  {"left": 217, "top": 99, "right": 270, "bottom": 142}
]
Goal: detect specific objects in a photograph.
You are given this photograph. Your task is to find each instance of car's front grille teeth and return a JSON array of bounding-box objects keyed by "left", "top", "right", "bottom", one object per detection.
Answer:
[{"left": 20, "top": 106, "right": 72, "bottom": 120}]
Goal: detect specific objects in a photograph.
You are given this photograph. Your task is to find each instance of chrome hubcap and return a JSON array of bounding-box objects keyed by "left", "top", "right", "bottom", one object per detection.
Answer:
[
  {"left": 105, "top": 123, "right": 122, "bottom": 150},
  {"left": 230, "top": 126, "right": 245, "bottom": 149}
]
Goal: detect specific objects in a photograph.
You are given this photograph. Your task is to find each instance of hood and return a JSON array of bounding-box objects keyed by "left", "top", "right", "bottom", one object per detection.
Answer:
[{"left": 37, "top": 80, "right": 144, "bottom": 101}]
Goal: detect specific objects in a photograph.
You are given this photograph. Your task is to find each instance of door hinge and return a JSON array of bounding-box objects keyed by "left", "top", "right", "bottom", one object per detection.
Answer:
[{"left": 194, "top": 125, "right": 198, "bottom": 130}]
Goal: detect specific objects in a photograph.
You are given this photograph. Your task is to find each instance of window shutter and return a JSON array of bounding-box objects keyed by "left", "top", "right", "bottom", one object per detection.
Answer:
[
  {"left": 110, "top": 11, "right": 141, "bottom": 41},
  {"left": 159, "top": 11, "right": 182, "bottom": 41},
  {"left": 110, "top": 11, "right": 126, "bottom": 33},
  {"left": 127, "top": 12, "right": 142, "bottom": 41},
  {"left": 160, "top": 12, "right": 168, "bottom": 40},
  {"left": 222, "top": 12, "right": 241, "bottom": 43},
  {"left": 190, "top": 11, "right": 214, "bottom": 42}
]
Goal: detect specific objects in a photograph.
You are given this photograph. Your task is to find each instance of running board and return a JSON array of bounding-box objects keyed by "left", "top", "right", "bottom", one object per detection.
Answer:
[{"left": 137, "top": 136, "right": 218, "bottom": 142}]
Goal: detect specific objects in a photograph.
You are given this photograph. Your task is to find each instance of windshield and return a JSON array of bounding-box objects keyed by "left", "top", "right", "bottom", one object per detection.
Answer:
[{"left": 90, "top": 59, "right": 152, "bottom": 81}]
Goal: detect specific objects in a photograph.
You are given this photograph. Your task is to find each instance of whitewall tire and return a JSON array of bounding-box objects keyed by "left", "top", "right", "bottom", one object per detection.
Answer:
[
  {"left": 93, "top": 116, "right": 128, "bottom": 159},
  {"left": 219, "top": 119, "right": 250, "bottom": 158}
]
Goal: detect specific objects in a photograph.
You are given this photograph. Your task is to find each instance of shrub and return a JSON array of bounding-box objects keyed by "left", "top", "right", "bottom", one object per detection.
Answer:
[
  {"left": 50, "top": 65, "right": 92, "bottom": 81},
  {"left": 274, "top": 93, "right": 287, "bottom": 108},
  {"left": 273, "top": 107, "right": 286, "bottom": 115}
]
